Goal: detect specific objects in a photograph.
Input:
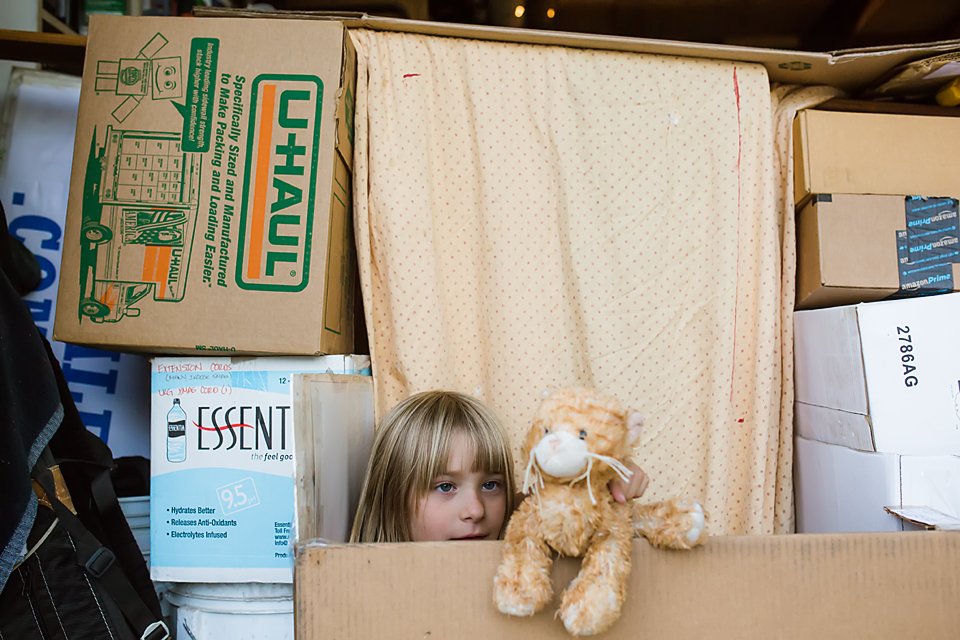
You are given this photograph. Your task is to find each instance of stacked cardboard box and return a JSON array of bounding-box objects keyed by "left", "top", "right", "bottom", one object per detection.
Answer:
[
  {"left": 794, "top": 293, "right": 960, "bottom": 532},
  {"left": 793, "top": 108, "right": 960, "bottom": 534},
  {"left": 49, "top": 16, "right": 378, "bottom": 592},
  {"left": 794, "top": 110, "right": 960, "bottom": 309}
]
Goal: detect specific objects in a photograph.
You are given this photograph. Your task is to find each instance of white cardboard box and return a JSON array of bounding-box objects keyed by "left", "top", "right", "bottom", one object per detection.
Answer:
[
  {"left": 794, "top": 436, "right": 960, "bottom": 533},
  {"left": 794, "top": 292, "right": 960, "bottom": 455},
  {"left": 149, "top": 355, "right": 373, "bottom": 583}
]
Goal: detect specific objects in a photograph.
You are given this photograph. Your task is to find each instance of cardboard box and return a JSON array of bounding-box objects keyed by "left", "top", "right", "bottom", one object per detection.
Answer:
[
  {"left": 149, "top": 355, "right": 373, "bottom": 583},
  {"left": 794, "top": 436, "right": 960, "bottom": 533},
  {"left": 797, "top": 194, "right": 960, "bottom": 310},
  {"left": 793, "top": 109, "right": 960, "bottom": 206},
  {"left": 292, "top": 372, "right": 376, "bottom": 543},
  {"left": 201, "top": 7, "right": 960, "bottom": 94},
  {"left": 794, "top": 293, "right": 960, "bottom": 456},
  {"left": 1, "top": 68, "right": 153, "bottom": 458},
  {"left": 294, "top": 532, "right": 960, "bottom": 639},
  {"left": 53, "top": 16, "right": 358, "bottom": 355}
]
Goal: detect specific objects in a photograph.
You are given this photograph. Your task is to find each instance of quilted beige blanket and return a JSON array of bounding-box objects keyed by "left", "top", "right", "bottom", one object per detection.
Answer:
[{"left": 350, "top": 28, "right": 837, "bottom": 534}]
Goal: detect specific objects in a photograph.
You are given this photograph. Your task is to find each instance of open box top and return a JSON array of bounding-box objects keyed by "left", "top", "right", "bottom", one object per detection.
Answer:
[{"left": 196, "top": 7, "right": 960, "bottom": 93}]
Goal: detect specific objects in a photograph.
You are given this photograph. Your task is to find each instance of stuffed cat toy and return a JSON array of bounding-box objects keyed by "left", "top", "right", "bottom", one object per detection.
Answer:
[{"left": 493, "top": 387, "right": 706, "bottom": 636}]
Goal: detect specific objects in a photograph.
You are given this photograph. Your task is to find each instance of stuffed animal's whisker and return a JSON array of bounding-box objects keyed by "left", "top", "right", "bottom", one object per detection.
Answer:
[
  {"left": 566, "top": 457, "right": 599, "bottom": 505},
  {"left": 522, "top": 452, "right": 537, "bottom": 494},
  {"left": 522, "top": 455, "right": 545, "bottom": 510},
  {"left": 585, "top": 452, "right": 633, "bottom": 484}
]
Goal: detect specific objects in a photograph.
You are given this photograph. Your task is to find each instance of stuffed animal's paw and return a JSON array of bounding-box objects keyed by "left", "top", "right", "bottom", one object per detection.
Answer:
[
  {"left": 633, "top": 498, "right": 707, "bottom": 550},
  {"left": 559, "top": 575, "right": 624, "bottom": 636},
  {"left": 493, "top": 563, "right": 553, "bottom": 617}
]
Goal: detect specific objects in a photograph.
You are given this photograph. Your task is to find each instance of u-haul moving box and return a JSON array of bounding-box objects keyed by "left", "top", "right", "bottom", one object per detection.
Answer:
[{"left": 53, "top": 16, "right": 357, "bottom": 355}]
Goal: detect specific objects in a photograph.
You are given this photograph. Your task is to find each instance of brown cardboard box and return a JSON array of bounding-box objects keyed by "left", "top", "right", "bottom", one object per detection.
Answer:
[
  {"left": 793, "top": 109, "right": 960, "bottom": 206},
  {"left": 53, "top": 16, "right": 357, "bottom": 355},
  {"left": 796, "top": 194, "right": 960, "bottom": 309},
  {"left": 295, "top": 533, "right": 960, "bottom": 639}
]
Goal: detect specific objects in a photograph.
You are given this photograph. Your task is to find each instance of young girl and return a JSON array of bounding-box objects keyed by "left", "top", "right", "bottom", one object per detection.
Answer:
[
  {"left": 350, "top": 390, "right": 649, "bottom": 543},
  {"left": 351, "top": 390, "right": 514, "bottom": 542}
]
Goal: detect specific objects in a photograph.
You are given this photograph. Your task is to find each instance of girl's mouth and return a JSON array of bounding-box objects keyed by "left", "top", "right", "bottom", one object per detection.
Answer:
[{"left": 452, "top": 534, "right": 488, "bottom": 541}]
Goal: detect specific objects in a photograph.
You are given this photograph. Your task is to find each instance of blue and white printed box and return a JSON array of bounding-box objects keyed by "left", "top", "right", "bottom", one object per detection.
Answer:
[{"left": 149, "top": 355, "right": 372, "bottom": 583}]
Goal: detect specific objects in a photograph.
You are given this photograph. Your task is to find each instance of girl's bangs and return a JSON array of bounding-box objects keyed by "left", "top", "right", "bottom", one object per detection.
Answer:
[{"left": 462, "top": 424, "right": 510, "bottom": 476}]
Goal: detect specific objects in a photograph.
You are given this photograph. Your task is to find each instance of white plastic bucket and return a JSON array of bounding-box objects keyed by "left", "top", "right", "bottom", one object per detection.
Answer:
[{"left": 164, "top": 583, "right": 293, "bottom": 640}]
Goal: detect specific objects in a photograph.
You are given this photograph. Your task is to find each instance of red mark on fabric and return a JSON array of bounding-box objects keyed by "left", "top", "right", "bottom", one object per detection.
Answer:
[
  {"left": 730, "top": 66, "right": 742, "bottom": 404},
  {"left": 403, "top": 73, "right": 420, "bottom": 79},
  {"left": 738, "top": 418, "right": 744, "bottom": 423}
]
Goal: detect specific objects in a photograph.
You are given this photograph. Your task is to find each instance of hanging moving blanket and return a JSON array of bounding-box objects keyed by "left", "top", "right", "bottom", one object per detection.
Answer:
[{"left": 351, "top": 30, "right": 782, "bottom": 534}]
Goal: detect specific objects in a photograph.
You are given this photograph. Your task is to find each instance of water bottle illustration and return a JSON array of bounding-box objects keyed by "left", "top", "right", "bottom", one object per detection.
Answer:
[{"left": 166, "top": 398, "right": 187, "bottom": 463}]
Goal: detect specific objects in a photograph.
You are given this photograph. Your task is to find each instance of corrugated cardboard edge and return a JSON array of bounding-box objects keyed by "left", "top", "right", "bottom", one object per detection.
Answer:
[
  {"left": 194, "top": 7, "right": 960, "bottom": 93},
  {"left": 793, "top": 112, "right": 811, "bottom": 207},
  {"left": 885, "top": 506, "right": 960, "bottom": 531},
  {"left": 295, "top": 533, "right": 960, "bottom": 639}
]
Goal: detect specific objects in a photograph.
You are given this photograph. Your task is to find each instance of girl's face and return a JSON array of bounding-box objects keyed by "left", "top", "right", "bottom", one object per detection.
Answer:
[{"left": 410, "top": 434, "right": 507, "bottom": 542}]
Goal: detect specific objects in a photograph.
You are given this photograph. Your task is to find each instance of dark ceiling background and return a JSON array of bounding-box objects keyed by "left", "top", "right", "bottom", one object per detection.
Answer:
[{"left": 272, "top": 0, "right": 960, "bottom": 52}]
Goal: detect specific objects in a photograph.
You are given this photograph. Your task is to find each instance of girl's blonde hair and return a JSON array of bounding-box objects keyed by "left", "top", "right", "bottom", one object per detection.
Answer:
[{"left": 350, "top": 390, "right": 516, "bottom": 543}]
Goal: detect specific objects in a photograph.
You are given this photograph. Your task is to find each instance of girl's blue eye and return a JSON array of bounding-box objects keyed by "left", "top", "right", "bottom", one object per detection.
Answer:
[
  {"left": 482, "top": 480, "right": 500, "bottom": 491},
  {"left": 436, "top": 482, "right": 455, "bottom": 493}
]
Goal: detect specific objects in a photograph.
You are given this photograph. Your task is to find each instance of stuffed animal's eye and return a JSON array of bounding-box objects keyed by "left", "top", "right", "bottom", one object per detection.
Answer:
[
  {"left": 544, "top": 427, "right": 550, "bottom": 434},
  {"left": 579, "top": 430, "right": 587, "bottom": 439}
]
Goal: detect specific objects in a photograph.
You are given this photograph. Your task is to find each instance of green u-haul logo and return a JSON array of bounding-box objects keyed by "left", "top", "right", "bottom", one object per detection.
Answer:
[{"left": 236, "top": 74, "right": 323, "bottom": 291}]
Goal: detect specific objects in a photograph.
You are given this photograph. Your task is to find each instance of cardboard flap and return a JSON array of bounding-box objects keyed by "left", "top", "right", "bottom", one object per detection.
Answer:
[
  {"left": 194, "top": 7, "right": 960, "bottom": 92},
  {"left": 335, "top": 27, "right": 355, "bottom": 167},
  {"left": 794, "top": 305, "right": 869, "bottom": 414},
  {"left": 794, "top": 402, "right": 875, "bottom": 451},
  {"left": 296, "top": 533, "right": 960, "bottom": 639},
  {"left": 885, "top": 506, "right": 960, "bottom": 531}
]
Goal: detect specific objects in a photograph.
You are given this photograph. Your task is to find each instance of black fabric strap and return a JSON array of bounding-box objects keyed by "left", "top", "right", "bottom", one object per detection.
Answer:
[
  {"left": 32, "top": 467, "right": 168, "bottom": 640},
  {"left": 89, "top": 469, "right": 157, "bottom": 616}
]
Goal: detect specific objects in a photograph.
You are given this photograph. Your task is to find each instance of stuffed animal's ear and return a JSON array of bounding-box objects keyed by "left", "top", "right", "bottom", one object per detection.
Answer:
[{"left": 627, "top": 411, "right": 644, "bottom": 444}]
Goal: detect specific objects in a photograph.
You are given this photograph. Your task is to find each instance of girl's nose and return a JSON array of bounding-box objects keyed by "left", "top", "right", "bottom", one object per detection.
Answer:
[{"left": 461, "top": 489, "right": 485, "bottom": 521}]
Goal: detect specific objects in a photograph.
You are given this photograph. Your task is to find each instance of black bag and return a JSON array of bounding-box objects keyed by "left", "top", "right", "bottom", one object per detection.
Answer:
[{"left": 0, "top": 382, "right": 169, "bottom": 640}]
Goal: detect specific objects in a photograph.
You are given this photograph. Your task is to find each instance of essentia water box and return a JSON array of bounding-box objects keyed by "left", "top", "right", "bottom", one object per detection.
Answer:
[{"left": 149, "top": 355, "right": 371, "bottom": 583}]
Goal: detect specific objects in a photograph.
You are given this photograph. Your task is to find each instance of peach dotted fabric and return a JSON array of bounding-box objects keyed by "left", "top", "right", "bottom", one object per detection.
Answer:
[{"left": 351, "top": 29, "right": 788, "bottom": 534}]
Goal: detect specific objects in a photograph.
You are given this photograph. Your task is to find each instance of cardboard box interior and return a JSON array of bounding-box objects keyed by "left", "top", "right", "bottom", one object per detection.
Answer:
[
  {"left": 33, "top": 9, "right": 960, "bottom": 636},
  {"left": 163, "top": 10, "right": 960, "bottom": 636},
  {"left": 292, "top": 372, "right": 375, "bottom": 543}
]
